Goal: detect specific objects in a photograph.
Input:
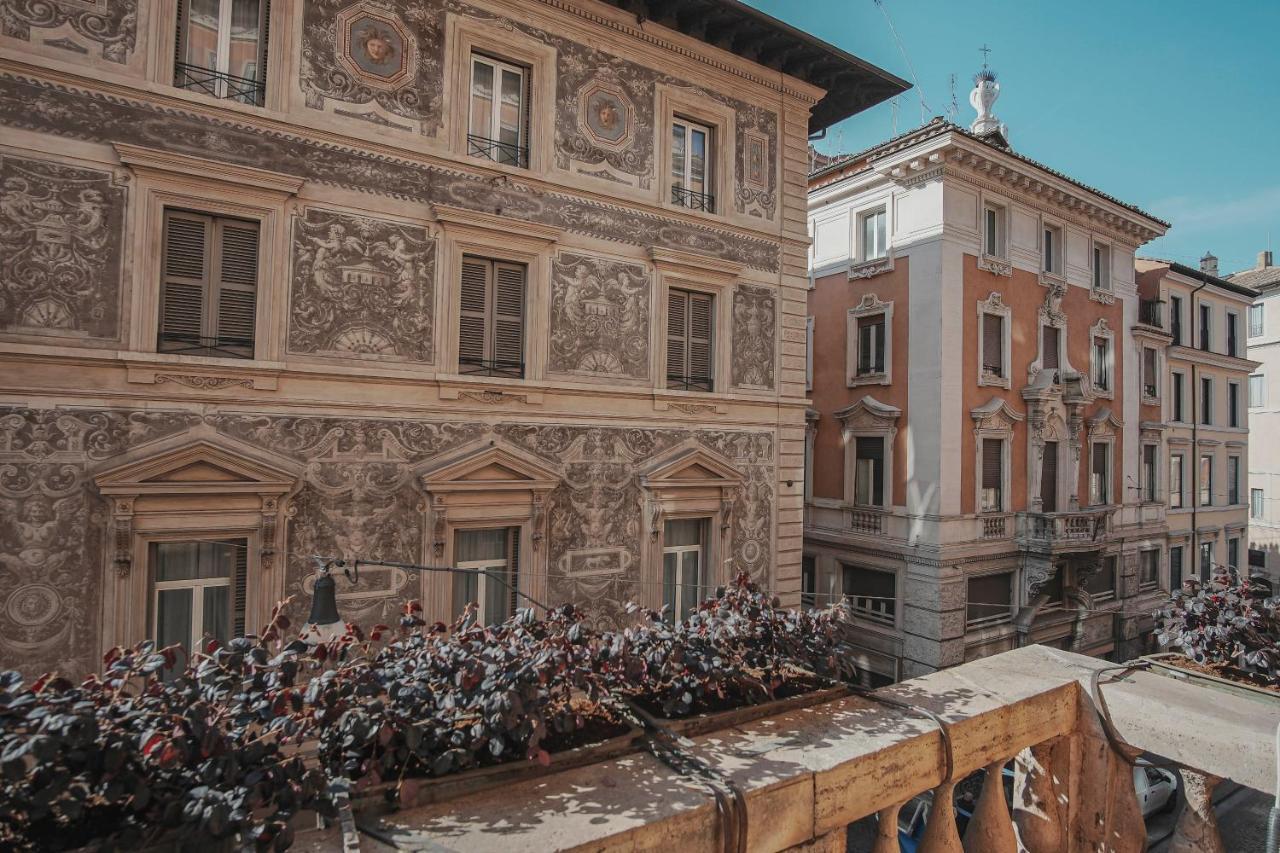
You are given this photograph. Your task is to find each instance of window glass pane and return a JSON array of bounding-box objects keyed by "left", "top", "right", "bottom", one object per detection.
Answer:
[
  {"left": 681, "top": 550, "right": 702, "bottom": 617},
  {"left": 456, "top": 528, "right": 508, "bottom": 562},
  {"left": 469, "top": 59, "right": 494, "bottom": 138},
  {"left": 184, "top": 0, "right": 222, "bottom": 69},
  {"left": 498, "top": 67, "right": 523, "bottom": 161},
  {"left": 157, "top": 588, "right": 193, "bottom": 675},
  {"left": 985, "top": 208, "right": 997, "bottom": 255},
  {"left": 689, "top": 128, "right": 707, "bottom": 196},
  {"left": 662, "top": 552, "right": 678, "bottom": 614},
  {"left": 229, "top": 0, "right": 262, "bottom": 78},
  {"left": 967, "top": 573, "right": 1012, "bottom": 626},
  {"left": 483, "top": 566, "right": 511, "bottom": 623},
  {"left": 452, "top": 570, "right": 479, "bottom": 617},
  {"left": 671, "top": 123, "right": 686, "bottom": 189},
  {"left": 843, "top": 565, "right": 895, "bottom": 622},
  {"left": 203, "top": 585, "right": 230, "bottom": 646},
  {"left": 664, "top": 518, "right": 703, "bottom": 547}
]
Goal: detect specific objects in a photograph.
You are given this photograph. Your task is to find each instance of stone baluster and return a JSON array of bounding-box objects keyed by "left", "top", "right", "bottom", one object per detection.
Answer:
[
  {"left": 1168, "top": 769, "right": 1226, "bottom": 853},
  {"left": 963, "top": 759, "right": 1017, "bottom": 853},
  {"left": 870, "top": 802, "right": 903, "bottom": 853},
  {"left": 1013, "top": 739, "right": 1066, "bottom": 852},
  {"left": 919, "top": 780, "right": 963, "bottom": 853}
]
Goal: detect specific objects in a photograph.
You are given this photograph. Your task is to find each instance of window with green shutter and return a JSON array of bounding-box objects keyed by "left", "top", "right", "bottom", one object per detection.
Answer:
[
  {"left": 458, "top": 256, "right": 526, "bottom": 378},
  {"left": 159, "top": 209, "right": 258, "bottom": 359},
  {"left": 667, "top": 288, "right": 713, "bottom": 391}
]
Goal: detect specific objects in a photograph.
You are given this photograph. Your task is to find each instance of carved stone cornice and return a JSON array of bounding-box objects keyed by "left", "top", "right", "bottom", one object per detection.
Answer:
[
  {"left": 848, "top": 255, "right": 894, "bottom": 280},
  {"left": 113, "top": 143, "right": 305, "bottom": 195},
  {"left": 649, "top": 246, "right": 743, "bottom": 282},
  {"left": 432, "top": 202, "right": 564, "bottom": 244}
]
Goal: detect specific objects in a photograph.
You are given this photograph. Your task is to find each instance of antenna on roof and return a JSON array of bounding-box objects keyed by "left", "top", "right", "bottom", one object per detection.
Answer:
[
  {"left": 947, "top": 73, "right": 959, "bottom": 120},
  {"left": 891, "top": 96, "right": 900, "bottom": 136},
  {"left": 873, "top": 0, "right": 930, "bottom": 123}
]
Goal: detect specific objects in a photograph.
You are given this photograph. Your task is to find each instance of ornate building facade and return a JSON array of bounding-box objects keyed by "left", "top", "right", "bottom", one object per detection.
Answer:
[
  {"left": 0, "top": 0, "right": 906, "bottom": 676},
  {"left": 804, "top": 78, "right": 1177, "bottom": 682}
]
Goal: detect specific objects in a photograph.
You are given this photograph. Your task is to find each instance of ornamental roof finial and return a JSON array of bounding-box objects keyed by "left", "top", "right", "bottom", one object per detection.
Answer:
[{"left": 969, "top": 46, "right": 1009, "bottom": 145}]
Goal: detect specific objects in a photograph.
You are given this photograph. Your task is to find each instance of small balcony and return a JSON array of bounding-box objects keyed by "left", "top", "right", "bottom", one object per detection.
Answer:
[
  {"left": 329, "top": 646, "right": 1275, "bottom": 851},
  {"left": 467, "top": 134, "right": 529, "bottom": 169},
  {"left": 1016, "top": 507, "right": 1113, "bottom": 552}
]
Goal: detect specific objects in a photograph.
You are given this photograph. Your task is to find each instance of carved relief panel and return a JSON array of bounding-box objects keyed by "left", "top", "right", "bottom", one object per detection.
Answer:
[
  {"left": 731, "top": 284, "right": 776, "bottom": 390},
  {"left": 0, "top": 153, "right": 126, "bottom": 340},
  {"left": 299, "top": 0, "right": 444, "bottom": 135},
  {"left": 548, "top": 251, "right": 650, "bottom": 380},
  {"left": 288, "top": 207, "right": 437, "bottom": 363},
  {"left": 1, "top": 0, "right": 139, "bottom": 64}
]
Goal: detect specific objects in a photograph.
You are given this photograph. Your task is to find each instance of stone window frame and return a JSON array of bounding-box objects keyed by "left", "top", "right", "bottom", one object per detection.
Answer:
[
  {"left": 848, "top": 199, "right": 894, "bottom": 280},
  {"left": 834, "top": 396, "right": 900, "bottom": 509},
  {"left": 976, "top": 291, "right": 1012, "bottom": 389},
  {"left": 443, "top": 14, "right": 558, "bottom": 178},
  {"left": 92, "top": 431, "right": 300, "bottom": 652},
  {"left": 146, "top": 0, "right": 290, "bottom": 113},
  {"left": 638, "top": 442, "right": 744, "bottom": 611},
  {"left": 1089, "top": 236, "right": 1114, "bottom": 304},
  {"left": 650, "top": 248, "right": 739, "bottom": 400},
  {"left": 417, "top": 439, "right": 560, "bottom": 624},
  {"left": 846, "top": 293, "right": 893, "bottom": 388},
  {"left": 981, "top": 195, "right": 1009, "bottom": 261},
  {"left": 1228, "top": 380, "right": 1242, "bottom": 428},
  {"left": 1027, "top": 305, "right": 1071, "bottom": 385},
  {"left": 971, "top": 397, "right": 1023, "bottom": 516},
  {"left": 432, "top": 204, "right": 561, "bottom": 391},
  {"left": 1138, "top": 546, "right": 1163, "bottom": 592},
  {"left": 1086, "top": 408, "right": 1122, "bottom": 507},
  {"left": 1141, "top": 345, "right": 1161, "bottom": 405},
  {"left": 1170, "top": 369, "right": 1188, "bottom": 423},
  {"left": 655, "top": 83, "right": 736, "bottom": 222},
  {"left": 116, "top": 144, "right": 301, "bottom": 381},
  {"left": 1039, "top": 215, "right": 1065, "bottom": 284},
  {"left": 1088, "top": 317, "right": 1115, "bottom": 400}
]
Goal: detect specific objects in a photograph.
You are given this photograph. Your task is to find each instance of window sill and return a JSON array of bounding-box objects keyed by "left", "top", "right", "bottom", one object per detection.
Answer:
[
  {"left": 848, "top": 255, "right": 894, "bottom": 281},
  {"left": 978, "top": 370, "right": 1011, "bottom": 390},
  {"left": 1089, "top": 288, "right": 1116, "bottom": 306},
  {"left": 976, "top": 254, "right": 1012, "bottom": 277},
  {"left": 124, "top": 354, "right": 281, "bottom": 390},
  {"left": 1038, "top": 271, "right": 1066, "bottom": 288},
  {"left": 1142, "top": 394, "right": 1160, "bottom": 407},
  {"left": 439, "top": 374, "right": 544, "bottom": 405},
  {"left": 848, "top": 371, "right": 890, "bottom": 388}
]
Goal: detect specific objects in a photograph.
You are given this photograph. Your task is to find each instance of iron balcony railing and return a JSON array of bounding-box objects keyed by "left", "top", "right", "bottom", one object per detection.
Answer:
[
  {"left": 467, "top": 134, "right": 529, "bottom": 169},
  {"left": 671, "top": 185, "right": 715, "bottom": 213},
  {"left": 1139, "top": 298, "right": 1164, "bottom": 328},
  {"left": 459, "top": 356, "right": 525, "bottom": 379},
  {"left": 157, "top": 332, "right": 255, "bottom": 360},
  {"left": 666, "top": 373, "right": 713, "bottom": 392},
  {"left": 174, "top": 63, "right": 265, "bottom": 106}
]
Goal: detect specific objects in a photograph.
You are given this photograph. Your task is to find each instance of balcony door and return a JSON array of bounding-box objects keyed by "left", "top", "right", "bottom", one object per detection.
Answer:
[
  {"left": 662, "top": 518, "right": 706, "bottom": 621},
  {"left": 453, "top": 527, "right": 519, "bottom": 625},
  {"left": 151, "top": 539, "right": 246, "bottom": 678},
  {"left": 176, "top": 0, "right": 268, "bottom": 105}
]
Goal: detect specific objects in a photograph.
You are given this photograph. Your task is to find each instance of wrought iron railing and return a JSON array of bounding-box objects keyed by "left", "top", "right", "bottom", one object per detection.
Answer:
[
  {"left": 157, "top": 332, "right": 255, "bottom": 360},
  {"left": 174, "top": 63, "right": 265, "bottom": 106},
  {"left": 671, "top": 185, "right": 715, "bottom": 213},
  {"left": 467, "top": 134, "right": 529, "bottom": 168},
  {"left": 459, "top": 356, "right": 524, "bottom": 379},
  {"left": 1139, "top": 298, "right": 1164, "bottom": 328},
  {"left": 666, "top": 373, "right": 713, "bottom": 392}
]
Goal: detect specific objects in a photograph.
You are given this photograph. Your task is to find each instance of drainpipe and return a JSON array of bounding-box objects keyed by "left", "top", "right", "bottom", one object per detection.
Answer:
[{"left": 1187, "top": 277, "right": 1208, "bottom": 586}]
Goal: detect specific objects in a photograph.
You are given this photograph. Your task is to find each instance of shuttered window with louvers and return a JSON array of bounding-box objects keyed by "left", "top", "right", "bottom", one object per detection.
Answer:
[
  {"left": 159, "top": 210, "right": 258, "bottom": 359},
  {"left": 981, "top": 438, "right": 1003, "bottom": 512},
  {"left": 1042, "top": 325, "right": 1060, "bottom": 372},
  {"left": 667, "top": 288, "right": 714, "bottom": 391},
  {"left": 230, "top": 538, "right": 248, "bottom": 637},
  {"left": 982, "top": 313, "right": 1003, "bottom": 376},
  {"left": 457, "top": 256, "right": 525, "bottom": 378}
]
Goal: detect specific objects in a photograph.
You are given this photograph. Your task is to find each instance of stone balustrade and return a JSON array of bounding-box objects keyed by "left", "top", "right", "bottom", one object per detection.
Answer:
[{"left": 313, "top": 646, "right": 1277, "bottom": 852}]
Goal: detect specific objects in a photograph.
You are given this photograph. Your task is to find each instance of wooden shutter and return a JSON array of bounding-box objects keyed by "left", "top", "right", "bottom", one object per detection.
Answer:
[
  {"left": 213, "top": 218, "right": 258, "bottom": 358},
  {"left": 160, "top": 211, "right": 209, "bottom": 352},
  {"left": 1042, "top": 326, "right": 1060, "bottom": 370},
  {"left": 508, "top": 527, "right": 520, "bottom": 616},
  {"left": 493, "top": 262, "right": 525, "bottom": 375},
  {"left": 982, "top": 438, "right": 1002, "bottom": 492},
  {"left": 688, "top": 292, "right": 713, "bottom": 388},
  {"left": 231, "top": 538, "right": 248, "bottom": 637},
  {"left": 1041, "top": 442, "right": 1058, "bottom": 512},
  {"left": 666, "top": 290, "right": 687, "bottom": 383},
  {"left": 458, "top": 257, "right": 490, "bottom": 371},
  {"left": 982, "top": 314, "right": 1003, "bottom": 374}
]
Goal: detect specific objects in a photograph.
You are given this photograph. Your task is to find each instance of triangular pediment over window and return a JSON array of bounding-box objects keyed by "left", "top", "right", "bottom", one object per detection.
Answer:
[
  {"left": 640, "top": 442, "right": 744, "bottom": 489},
  {"left": 419, "top": 441, "right": 561, "bottom": 493},
  {"left": 94, "top": 438, "right": 298, "bottom": 495}
]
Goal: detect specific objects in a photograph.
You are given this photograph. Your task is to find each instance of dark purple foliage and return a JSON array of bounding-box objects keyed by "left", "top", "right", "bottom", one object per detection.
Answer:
[{"left": 1156, "top": 567, "right": 1280, "bottom": 683}]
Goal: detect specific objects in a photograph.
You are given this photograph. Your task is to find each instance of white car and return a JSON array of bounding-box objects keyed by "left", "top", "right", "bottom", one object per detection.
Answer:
[{"left": 1135, "top": 765, "right": 1178, "bottom": 817}]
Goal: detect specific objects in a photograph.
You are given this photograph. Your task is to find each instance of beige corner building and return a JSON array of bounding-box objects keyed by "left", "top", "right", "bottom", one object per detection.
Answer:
[
  {"left": 0, "top": 0, "right": 907, "bottom": 677},
  {"left": 1135, "top": 256, "right": 1259, "bottom": 587}
]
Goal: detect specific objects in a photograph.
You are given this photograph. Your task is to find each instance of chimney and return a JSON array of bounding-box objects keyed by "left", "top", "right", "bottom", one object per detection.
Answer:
[
  {"left": 1200, "top": 251, "right": 1218, "bottom": 277},
  {"left": 1260, "top": 250, "right": 1274, "bottom": 269}
]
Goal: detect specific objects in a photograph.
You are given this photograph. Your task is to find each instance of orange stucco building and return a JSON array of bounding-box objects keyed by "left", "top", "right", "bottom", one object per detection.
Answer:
[{"left": 803, "top": 80, "right": 1174, "bottom": 681}]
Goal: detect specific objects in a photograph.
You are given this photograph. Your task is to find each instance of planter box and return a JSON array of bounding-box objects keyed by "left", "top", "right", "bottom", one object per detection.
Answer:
[
  {"left": 1141, "top": 653, "right": 1280, "bottom": 707},
  {"left": 349, "top": 724, "right": 643, "bottom": 816},
  {"left": 631, "top": 684, "right": 851, "bottom": 738}
]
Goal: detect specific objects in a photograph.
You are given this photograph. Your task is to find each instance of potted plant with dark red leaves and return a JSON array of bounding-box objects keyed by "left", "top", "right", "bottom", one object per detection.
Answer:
[
  {"left": 311, "top": 600, "right": 634, "bottom": 813},
  {"left": 0, "top": 604, "right": 334, "bottom": 852},
  {"left": 600, "top": 573, "right": 860, "bottom": 732},
  {"left": 1150, "top": 566, "right": 1280, "bottom": 705}
]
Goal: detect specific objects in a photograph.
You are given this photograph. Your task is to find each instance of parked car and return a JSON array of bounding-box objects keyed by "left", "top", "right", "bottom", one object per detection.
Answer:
[
  {"left": 1134, "top": 765, "right": 1178, "bottom": 817},
  {"left": 893, "top": 763, "right": 1175, "bottom": 848}
]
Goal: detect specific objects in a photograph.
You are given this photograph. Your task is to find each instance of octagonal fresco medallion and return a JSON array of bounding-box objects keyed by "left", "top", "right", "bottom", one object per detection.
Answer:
[
  {"left": 335, "top": 2, "right": 417, "bottom": 92},
  {"left": 577, "top": 80, "right": 634, "bottom": 151}
]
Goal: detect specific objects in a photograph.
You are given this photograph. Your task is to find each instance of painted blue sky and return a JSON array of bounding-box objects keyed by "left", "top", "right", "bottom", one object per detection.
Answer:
[{"left": 743, "top": 0, "right": 1280, "bottom": 276}]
